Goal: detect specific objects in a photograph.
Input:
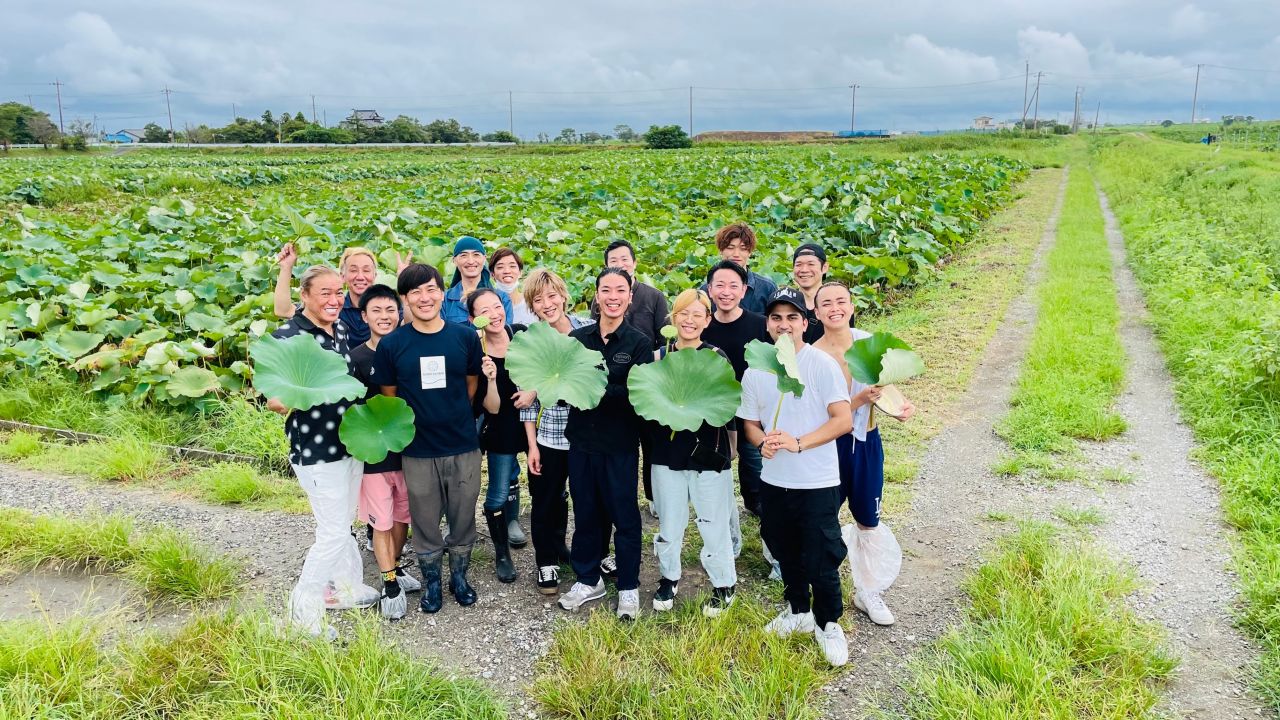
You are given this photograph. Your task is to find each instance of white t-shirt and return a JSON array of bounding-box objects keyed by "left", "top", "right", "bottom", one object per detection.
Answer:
[
  {"left": 850, "top": 327, "right": 873, "bottom": 442},
  {"left": 737, "top": 343, "right": 850, "bottom": 489}
]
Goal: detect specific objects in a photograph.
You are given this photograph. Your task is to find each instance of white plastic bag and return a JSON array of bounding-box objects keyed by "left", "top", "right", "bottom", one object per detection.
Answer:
[
  {"left": 288, "top": 457, "right": 370, "bottom": 635},
  {"left": 842, "top": 522, "right": 902, "bottom": 593}
]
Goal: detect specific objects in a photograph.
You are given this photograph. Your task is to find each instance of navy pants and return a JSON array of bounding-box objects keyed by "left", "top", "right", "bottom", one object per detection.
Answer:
[
  {"left": 837, "top": 429, "right": 884, "bottom": 527},
  {"left": 759, "top": 482, "right": 846, "bottom": 628},
  {"left": 568, "top": 448, "right": 641, "bottom": 591}
]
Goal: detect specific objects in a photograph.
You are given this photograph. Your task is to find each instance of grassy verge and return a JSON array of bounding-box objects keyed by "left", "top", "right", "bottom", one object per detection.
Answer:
[
  {"left": 904, "top": 523, "right": 1176, "bottom": 717},
  {"left": 996, "top": 163, "right": 1126, "bottom": 453},
  {"left": 0, "top": 609, "right": 508, "bottom": 719},
  {"left": 0, "top": 507, "right": 240, "bottom": 602},
  {"left": 1092, "top": 135, "right": 1280, "bottom": 707},
  {"left": 0, "top": 430, "right": 306, "bottom": 513}
]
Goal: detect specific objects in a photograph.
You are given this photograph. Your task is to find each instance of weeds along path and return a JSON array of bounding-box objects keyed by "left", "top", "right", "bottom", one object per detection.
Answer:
[
  {"left": 1064, "top": 186, "right": 1264, "bottom": 717},
  {"left": 824, "top": 167, "right": 1070, "bottom": 717}
]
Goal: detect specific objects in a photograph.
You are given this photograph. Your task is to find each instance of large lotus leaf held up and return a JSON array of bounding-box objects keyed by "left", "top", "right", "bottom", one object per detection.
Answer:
[
  {"left": 744, "top": 336, "right": 805, "bottom": 398},
  {"left": 846, "top": 332, "right": 924, "bottom": 386},
  {"left": 249, "top": 334, "right": 364, "bottom": 411},
  {"left": 339, "top": 395, "right": 416, "bottom": 464},
  {"left": 505, "top": 322, "right": 607, "bottom": 410},
  {"left": 628, "top": 347, "right": 742, "bottom": 433}
]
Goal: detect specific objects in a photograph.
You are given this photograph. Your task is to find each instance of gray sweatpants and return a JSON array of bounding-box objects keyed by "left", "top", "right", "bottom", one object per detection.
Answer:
[{"left": 402, "top": 450, "right": 482, "bottom": 557}]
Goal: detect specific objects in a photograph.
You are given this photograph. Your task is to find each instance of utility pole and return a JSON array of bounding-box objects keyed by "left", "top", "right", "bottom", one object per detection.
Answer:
[
  {"left": 1031, "top": 72, "right": 1042, "bottom": 132},
  {"left": 162, "top": 86, "right": 175, "bottom": 143},
  {"left": 1021, "top": 61, "right": 1029, "bottom": 128},
  {"left": 323, "top": 109, "right": 327, "bottom": 127},
  {"left": 1071, "top": 86, "right": 1082, "bottom": 133},
  {"left": 311, "top": 95, "right": 317, "bottom": 124},
  {"left": 1190, "top": 63, "right": 1202, "bottom": 124},
  {"left": 849, "top": 83, "right": 859, "bottom": 133},
  {"left": 50, "top": 78, "right": 65, "bottom": 134},
  {"left": 232, "top": 103, "right": 237, "bottom": 122},
  {"left": 688, "top": 86, "right": 693, "bottom": 139},
  {"left": 508, "top": 90, "right": 514, "bottom": 137},
  {"left": 1091, "top": 101, "right": 1101, "bottom": 133}
]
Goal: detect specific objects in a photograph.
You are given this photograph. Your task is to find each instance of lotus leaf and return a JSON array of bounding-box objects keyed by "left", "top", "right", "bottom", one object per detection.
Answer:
[
  {"left": 506, "top": 322, "right": 606, "bottom": 410},
  {"left": 249, "top": 334, "right": 364, "bottom": 411},
  {"left": 338, "top": 395, "right": 417, "bottom": 464},
  {"left": 846, "top": 332, "right": 924, "bottom": 386},
  {"left": 628, "top": 347, "right": 741, "bottom": 433}
]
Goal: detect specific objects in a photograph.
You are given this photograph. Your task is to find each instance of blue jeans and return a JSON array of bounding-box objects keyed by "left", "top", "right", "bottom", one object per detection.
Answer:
[
  {"left": 652, "top": 465, "right": 737, "bottom": 588},
  {"left": 485, "top": 453, "right": 521, "bottom": 513}
]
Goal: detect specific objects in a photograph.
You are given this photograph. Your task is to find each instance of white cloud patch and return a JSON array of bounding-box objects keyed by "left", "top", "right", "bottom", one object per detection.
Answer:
[
  {"left": 1169, "top": 4, "right": 1213, "bottom": 38},
  {"left": 1017, "top": 26, "right": 1091, "bottom": 75},
  {"left": 39, "top": 12, "right": 173, "bottom": 93}
]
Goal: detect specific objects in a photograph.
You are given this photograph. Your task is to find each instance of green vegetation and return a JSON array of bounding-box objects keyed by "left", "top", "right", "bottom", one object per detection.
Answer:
[
  {"left": 990, "top": 450, "right": 1056, "bottom": 477},
  {"left": 0, "top": 508, "right": 239, "bottom": 601},
  {"left": 905, "top": 523, "right": 1175, "bottom": 717},
  {"left": 997, "top": 163, "right": 1126, "bottom": 452},
  {"left": 1052, "top": 504, "right": 1105, "bottom": 528},
  {"left": 0, "top": 610, "right": 508, "bottom": 719},
  {"left": 533, "top": 598, "right": 831, "bottom": 719},
  {"left": 0, "top": 430, "right": 41, "bottom": 460},
  {"left": 1092, "top": 135, "right": 1280, "bottom": 708}
]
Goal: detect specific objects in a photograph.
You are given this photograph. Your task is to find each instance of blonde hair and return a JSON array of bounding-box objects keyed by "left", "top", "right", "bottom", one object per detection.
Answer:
[
  {"left": 299, "top": 265, "right": 340, "bottom": 294},
  {"left": 339, "top": 247, "right": 377, "bottom": 271},
  {"left": 669, "top": 288, "right": 711, "bottom": 320},
  {"left": 522, "top": 268, "right": 570, "bottom": 311}
]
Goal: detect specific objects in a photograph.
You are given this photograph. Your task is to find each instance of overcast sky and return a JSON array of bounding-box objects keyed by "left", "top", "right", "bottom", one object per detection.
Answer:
[{"left": 3, "top": 1, "right": 1278, "bottom": 136}]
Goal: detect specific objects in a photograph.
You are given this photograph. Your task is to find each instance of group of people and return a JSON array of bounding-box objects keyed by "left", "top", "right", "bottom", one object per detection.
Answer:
[{"left": 265, "top": 222, "right": 914, "bottom": 666}]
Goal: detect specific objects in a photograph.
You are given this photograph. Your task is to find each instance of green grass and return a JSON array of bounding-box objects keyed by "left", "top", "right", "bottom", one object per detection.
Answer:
[
  {"left": 1099, "top": 466, "right": 1136, "bottom": 484},
  {"left": 182, "top": 461, "right": 304, "bottom": 511},
  {"left": 904, "top": 523, "right": 1175, "bottom": 717},
  {"left": 1093, "top": 135, "right": 1280, "bottom": 708},
  {"left": 533, "top": 596, "right": 832, "bottom": 719},
  {"left": 997, "top": 163, "right": 1127, "bottom": 452},
  {"left": 0, "top": 431, "right": 42, "bottom": 460},
  {"left": 1052, "top": 504, "right": 1105, "bottom": 528},
  {"left": 991, "top": 450, "right": 1057, "bottom": 477},
  {"left": 0, "top": 507, "right": 240, "bottom": 601},
  {"left": 0, "top": 609, "right": 508, "bottom": 718}
]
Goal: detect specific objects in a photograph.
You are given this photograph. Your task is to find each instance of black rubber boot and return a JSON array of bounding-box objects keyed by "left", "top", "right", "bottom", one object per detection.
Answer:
[
  {"left": 448, "top": 546, "right": 478, "bottom": 606},
  {"left": 505, "top": 492, "right": 529, "bottom": 548},
  {"left": 417, "top": 552, "right": 443, "bottom": 614},
  {"left": 485, "top": 509, "right": 518, "bottom": 583}
]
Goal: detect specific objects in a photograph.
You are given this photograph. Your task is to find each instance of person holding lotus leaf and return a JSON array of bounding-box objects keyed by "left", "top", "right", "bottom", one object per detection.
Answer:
[
  {"left": 812, "top": 282, "right": 919, "bottom": 628},
  {"left": 253, "top": 265, "right": 378, "bottom": 639},
  {"left": 630, "top": 289, "right": 742, "bottom": 617},
  {"left": 737, "top": 287, "right": 853, "bottom": 666}
]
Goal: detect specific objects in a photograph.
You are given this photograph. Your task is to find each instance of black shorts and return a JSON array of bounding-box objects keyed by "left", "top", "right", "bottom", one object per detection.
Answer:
[{"left": 837, "top": 429, "right": 884, "bottom": 527}]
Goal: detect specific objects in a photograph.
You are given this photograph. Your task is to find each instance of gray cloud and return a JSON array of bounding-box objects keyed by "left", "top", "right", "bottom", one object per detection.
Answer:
[{"left": 2, "top": 1, "right": 1277, "bottom": 135}]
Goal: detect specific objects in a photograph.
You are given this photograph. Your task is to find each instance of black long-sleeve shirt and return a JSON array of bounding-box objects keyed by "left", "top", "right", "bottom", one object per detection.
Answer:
[{"left": 564, "top": 320, "right": 654, "bottom": 455}]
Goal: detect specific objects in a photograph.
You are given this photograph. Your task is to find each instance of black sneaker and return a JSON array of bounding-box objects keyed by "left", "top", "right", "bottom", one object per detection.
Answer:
[
  {"left": 702, "top": 585, "right": 736, "bottom": 618},
  {"left": 599, "top": 554, "right": 618, "bottom": 580},
  {"left": 652, "top": 577, "right": 678, "bottom": 612},
  {"left": 537, "top": 565, "right": 560, "bottom": 595}
]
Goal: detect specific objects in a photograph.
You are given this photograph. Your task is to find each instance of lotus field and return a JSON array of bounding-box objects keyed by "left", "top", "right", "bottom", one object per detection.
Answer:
[{"left": 0, "top": 148, "right": 1024, "bottom": 408}]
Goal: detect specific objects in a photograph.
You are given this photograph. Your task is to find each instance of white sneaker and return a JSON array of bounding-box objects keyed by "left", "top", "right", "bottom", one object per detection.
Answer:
[
  {"left": 815, "top": 622, "right": 849, "bottom": 666},
  {"left": 380, "top": 591, "right": 407, "bottom": 620},
  {"left": 764, "top": 608, "right": 815, "bottom": 637},
  {"left": 396, "top": 570, "right": 422, "bottom": 594},
  {"left": 558, "top": 580, "right": 606, "bottom": 611},
  {"left": 854, "top": 590, "right": 896, "bottom": 626},
  {"left": 617, "top": 589, "right": 640, "bottom": 620}
]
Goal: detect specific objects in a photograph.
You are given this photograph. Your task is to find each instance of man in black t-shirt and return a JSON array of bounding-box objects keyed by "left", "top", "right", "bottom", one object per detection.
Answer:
[
  {"left": 792, "top": 243, "right": 829, "bottom": 345},
  {"left": 373, "top": 264, "right": 484, "bottom": 614},
  {"left": 348, "top": 284, "right": 421, "bottom": 621},
  {"left": 702, "top": 260, "right": 769, "bottom": 519}
]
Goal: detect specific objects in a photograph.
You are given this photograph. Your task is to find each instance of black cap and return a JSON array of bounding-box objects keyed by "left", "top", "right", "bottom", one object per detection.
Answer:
[
  {"left": 765, "top": 287, "right": 808, "bottom": 315},
  {"left": 792, "top": 243, "right": 827, "bottom": 264}
]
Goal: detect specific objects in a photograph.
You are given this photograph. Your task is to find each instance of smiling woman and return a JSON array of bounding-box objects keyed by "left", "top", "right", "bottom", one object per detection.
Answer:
[{"left": 272, "top": 244, "right": 384, "bottom": 345}]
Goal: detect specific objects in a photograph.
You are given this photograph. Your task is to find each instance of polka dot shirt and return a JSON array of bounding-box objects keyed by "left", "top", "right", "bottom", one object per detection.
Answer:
[{"left": 271, "top": 314, "right": 355, "bottom": 467}]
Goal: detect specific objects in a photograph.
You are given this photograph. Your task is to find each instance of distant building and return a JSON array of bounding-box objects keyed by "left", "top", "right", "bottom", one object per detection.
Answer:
[
  {"left": 102, "top": 129, "right": 146, "bottom": 143},
  {"left": 972, "top": 116, "right": 996, "bottom": 130},
  {"left": 343, "top": 109, "right": 385, "bottom": 129}
]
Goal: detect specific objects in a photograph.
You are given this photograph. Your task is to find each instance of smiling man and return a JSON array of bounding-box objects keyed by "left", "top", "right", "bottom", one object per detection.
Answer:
[
  {"left": 374, "top": 263, "right": 484, "bottom": 615},
  {"left": 791, "top": 243, "right": 830, "bottom": 344},
  {"left": 736, "top": 287, "right": 853, "bottom": 667},
  {"left": 558, "top": 267, "right": 654, "bottom": 621},
  {"left": 273, "top": 245, "right": 383, "bottom": 346},
  {"left": 441, "top": 236, "right": 513, "bottom": 325},
  {"left": 592, "top": 239, "right": 668, "bottom": 346},
  {"left": 709, "top": 223, "right": 777, "bottom": 315}
]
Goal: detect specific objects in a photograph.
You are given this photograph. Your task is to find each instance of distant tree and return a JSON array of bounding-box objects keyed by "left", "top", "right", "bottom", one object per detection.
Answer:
[
  {"left": 537, "top": 132, "right": 549, "bottom": 143},
  {"left": 643, "top": 124, "right": 692, "bottom": 149},
  {"left": 423, "top": 118, "right": 479, "bottom": 143},
  {"left": 183, "top": 124, "right": 214, "bottom": 143},
  {"left": 1160, "top": 119, "right": 1174, "bottom": 128},
  {"left": 143, "top": 123, "right": 170, "bottom": 143},
  {"left": 27, "top": 115, "right": 59, "bottom": 147},
  {"left": 281, "top": 111, "right": 310, "bottom": 138},
  {"left": 481, "top": 130, "right": 518, "bottom": 143},
  {"left": 580, "top": 131, "right": 605, "bottom": 144},
  {"left": 613, "top": 124, "right": 637, "bottom": 142},
  {"left": 0, "top": 102, "right": 58, "bottom": 147},
  {"left": 288, "top": 125, "right": 355, "bottom": 143},
  {"left": 556, "top": 127, "right": 577, "bottom": 143}
]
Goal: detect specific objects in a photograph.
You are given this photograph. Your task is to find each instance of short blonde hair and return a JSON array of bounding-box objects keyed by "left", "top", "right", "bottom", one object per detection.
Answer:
[
  {"left": 669, "top": 288, "right": 711, "bottom": 320},
  {"left": 522, "top": 268, "right": 570, "bottom": 311},
  {"left": 339, "top": 247, "right": 377, "bottom": 272},
  {"left": 299, "top": 265, "right": 340, "bottom": 294}
]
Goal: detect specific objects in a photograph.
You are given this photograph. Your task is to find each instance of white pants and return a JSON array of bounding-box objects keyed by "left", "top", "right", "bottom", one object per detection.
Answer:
[
  {"left": 652, "top": 465, "right": 738, "bottom": 589},
  {"left": 289, "top": 457, "right": 368, "bottom": 634}
]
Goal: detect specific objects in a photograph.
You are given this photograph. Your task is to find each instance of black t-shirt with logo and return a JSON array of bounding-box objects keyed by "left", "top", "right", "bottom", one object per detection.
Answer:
[
  {"left": 564, "top": 321, "right": 654, "bottom": 455},
  {"left": 703, "top": 310, "right": 769, "bottom": 381}
]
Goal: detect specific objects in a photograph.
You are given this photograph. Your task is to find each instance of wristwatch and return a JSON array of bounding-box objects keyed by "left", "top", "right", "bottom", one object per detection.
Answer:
[{"left": 796, "top": 437, "right": 804, "bottom": 453}]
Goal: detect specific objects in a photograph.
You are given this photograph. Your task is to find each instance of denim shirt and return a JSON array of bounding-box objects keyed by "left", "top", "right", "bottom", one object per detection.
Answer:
[{"left": 441, "top": 267, "right": 514, "bottom": 326}]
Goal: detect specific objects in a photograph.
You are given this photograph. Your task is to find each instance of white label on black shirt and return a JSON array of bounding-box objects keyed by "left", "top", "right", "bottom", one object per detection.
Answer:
[{"left": 420, "top": 356, "right": 446, "bottom": 390}]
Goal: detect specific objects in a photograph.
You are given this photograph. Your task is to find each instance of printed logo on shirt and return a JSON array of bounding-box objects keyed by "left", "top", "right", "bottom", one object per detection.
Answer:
[
  {"left": 420, "top": 356, "right": 446, "bottom": 390},
  {"left": 612, "top": 352, "right": 632, "bottom": 364}
]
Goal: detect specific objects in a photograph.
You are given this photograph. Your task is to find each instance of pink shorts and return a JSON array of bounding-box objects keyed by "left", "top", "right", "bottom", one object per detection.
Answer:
[{"left": 359, "top": 471, "right": 411, "bottom": 531}]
